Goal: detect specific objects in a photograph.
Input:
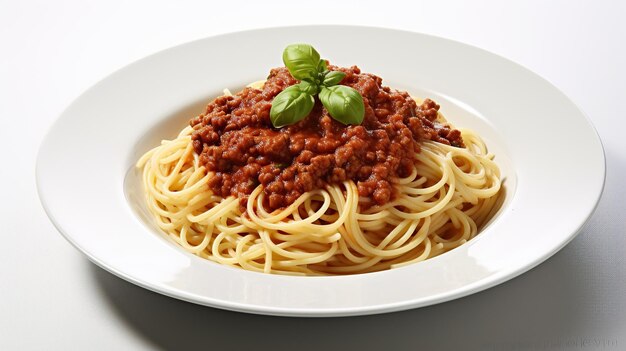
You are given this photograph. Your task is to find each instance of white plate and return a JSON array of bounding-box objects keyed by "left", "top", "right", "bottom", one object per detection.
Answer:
[{"left": 36, "top": 26, "right": 605, "bottom": 317}]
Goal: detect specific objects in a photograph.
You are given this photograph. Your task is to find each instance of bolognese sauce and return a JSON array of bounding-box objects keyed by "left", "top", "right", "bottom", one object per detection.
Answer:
[{"left": 190, "top": 65, "right": 463, "bottom": 210}]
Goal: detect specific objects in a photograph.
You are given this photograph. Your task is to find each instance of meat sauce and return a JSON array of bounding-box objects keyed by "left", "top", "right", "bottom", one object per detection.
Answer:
[{"left": 190, "top": 65, "right": 463, "bottom": 211}]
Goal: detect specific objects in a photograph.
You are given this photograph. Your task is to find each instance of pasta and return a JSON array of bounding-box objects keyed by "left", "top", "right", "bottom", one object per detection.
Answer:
[{"left": 137, "top": 122, "right": 500, "bottom": 275}]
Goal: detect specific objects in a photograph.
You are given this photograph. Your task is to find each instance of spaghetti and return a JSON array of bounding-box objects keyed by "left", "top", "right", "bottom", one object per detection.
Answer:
[{"left": 137, "top": 116, "right": 501, "bottom": 275}]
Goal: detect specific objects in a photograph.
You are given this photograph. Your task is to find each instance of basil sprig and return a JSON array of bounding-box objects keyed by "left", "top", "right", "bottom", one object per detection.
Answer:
[{"left": 270, "top": 44, "right": 365, "bottom": 128}]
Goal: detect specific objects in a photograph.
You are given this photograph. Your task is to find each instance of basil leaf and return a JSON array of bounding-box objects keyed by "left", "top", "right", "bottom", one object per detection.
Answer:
[
  {"left": 282, "top": 44, "right": 321, "bottom": 81},
  {"left": 319, "top": 85, "right": 365, "bottom": 125},
  {"left": 270, "top": 85, "right": 315, "bottom": 128},
  {"left": 322, "top": 71, "right": 346, "bottom": 86},
  {"left": 298, "top": 80, "right": 319, "bottom": 95},
  {"left": 318, "top": 59, "right": 328, "bottom": 72}
]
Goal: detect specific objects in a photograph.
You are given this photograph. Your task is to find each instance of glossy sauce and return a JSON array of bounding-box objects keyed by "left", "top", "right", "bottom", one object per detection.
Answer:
[{"left": 190, "top": 65, "right": 463, "bottom": 210}]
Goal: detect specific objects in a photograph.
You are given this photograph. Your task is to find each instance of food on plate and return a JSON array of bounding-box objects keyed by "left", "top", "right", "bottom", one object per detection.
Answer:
[{"left": 136, "top": 44, "right": 501, "bottom": 275}]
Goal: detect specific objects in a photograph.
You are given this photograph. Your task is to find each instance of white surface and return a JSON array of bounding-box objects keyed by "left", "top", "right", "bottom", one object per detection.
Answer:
[
  {"left": 36, "top": 25, "right": 604, "bottom": 317},
  {"left": 1, "top": 0, "right": 624, "bottom": 348}
]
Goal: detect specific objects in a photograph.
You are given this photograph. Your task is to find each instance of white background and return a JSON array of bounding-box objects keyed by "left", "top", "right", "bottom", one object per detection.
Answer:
[{"left": 1, "top": 0, "right": 625, "bottom": 350}]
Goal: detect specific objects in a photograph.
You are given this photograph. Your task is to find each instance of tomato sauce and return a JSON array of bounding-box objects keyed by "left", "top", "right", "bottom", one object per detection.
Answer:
[{"left": 190, "top": 65, "right": 463, "bottom": 210}]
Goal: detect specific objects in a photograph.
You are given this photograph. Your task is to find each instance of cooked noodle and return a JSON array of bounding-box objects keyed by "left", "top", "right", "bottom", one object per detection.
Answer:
[{"left": 136, "top": 114, "right": 501, "bottom": 275}]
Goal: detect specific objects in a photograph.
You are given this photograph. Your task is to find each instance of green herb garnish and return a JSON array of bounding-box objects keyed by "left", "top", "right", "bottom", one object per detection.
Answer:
[{"left": 270, "top": 44, "right": 365, "bottom": 128}]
